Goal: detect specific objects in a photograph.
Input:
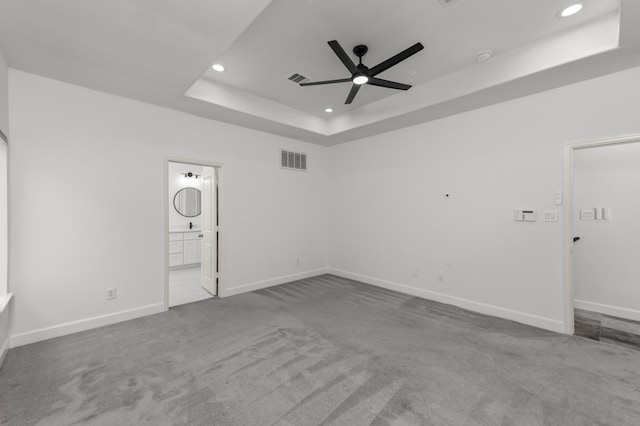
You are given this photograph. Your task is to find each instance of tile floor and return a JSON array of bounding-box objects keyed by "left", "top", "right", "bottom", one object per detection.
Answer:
[
  {"left": 169, "top": 266, "right": 213, "bottom": 307},
  {"left": 574, "top": 308, "right": 640, "bottom": 352}
]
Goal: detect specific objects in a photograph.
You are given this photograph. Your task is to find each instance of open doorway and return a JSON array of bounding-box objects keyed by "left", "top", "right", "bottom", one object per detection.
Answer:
[
  {"left": 564, "top": 134, "right": 640, "bottom": 350},
  {"left": 165, "top": 159, "right": 221, "bottom": 308}
]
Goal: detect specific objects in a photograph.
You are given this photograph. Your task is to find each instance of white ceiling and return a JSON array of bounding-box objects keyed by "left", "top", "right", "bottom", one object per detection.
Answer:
[
  {"left": 1, "top": 0, "right": 639, "bottom": 146},
  {"left": 209, "top": 0, "right": 618, "bottom": 116}
]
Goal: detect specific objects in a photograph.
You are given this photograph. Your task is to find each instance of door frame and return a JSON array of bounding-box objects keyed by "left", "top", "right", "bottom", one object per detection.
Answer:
[
  {"left": 562, "top": 132, "right": 640, "bottom": 334},
  {"left": 164, "top": 157, "right": 224, "bottom": 311}
]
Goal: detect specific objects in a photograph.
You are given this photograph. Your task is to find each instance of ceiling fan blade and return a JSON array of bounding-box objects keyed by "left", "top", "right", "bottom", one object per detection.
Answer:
[
  {"left": 345, "top": 84, "right": 361, "bottom": 104},
  {"left": 367, "top": 77, "right": 411, "bottom": 91},
  {"left": 369, "top": 42, "right": 424, "bottom": 77},
  {"left": 328, "top": 40, "right": 359, "bottom": 75},
  {"left": 300, "top": 78, "right": 352, "bottom": 86}
]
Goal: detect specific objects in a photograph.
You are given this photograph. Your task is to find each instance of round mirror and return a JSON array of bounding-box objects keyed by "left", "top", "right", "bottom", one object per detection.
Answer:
[{"left": 173, "top": 187, "right": 201, "bottom": 217}]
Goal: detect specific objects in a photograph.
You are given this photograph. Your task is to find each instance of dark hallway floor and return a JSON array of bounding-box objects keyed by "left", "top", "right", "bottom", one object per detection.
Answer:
[
  {"left": 574, "top": 308, "right": 640, "bottom": 352},
  {"left": 1, "top": 275, "right": 640, "bottom": 425}
]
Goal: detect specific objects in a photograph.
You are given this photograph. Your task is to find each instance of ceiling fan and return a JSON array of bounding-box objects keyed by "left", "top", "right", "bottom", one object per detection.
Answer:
[{"left": 300, "top": 40, "right": 424, "bottom": 105}]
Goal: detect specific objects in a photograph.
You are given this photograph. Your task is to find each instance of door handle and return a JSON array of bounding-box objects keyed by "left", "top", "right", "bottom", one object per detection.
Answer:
[
  {"left": 573, "top": 236, "right": 581, "bottom": 243},
  {"left": 198, "top": 234, "right": 203, "bottom": 238}
]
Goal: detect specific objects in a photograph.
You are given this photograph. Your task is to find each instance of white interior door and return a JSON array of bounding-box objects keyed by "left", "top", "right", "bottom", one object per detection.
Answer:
[
  {"left": 200, "top": 166, "right": 217, "bottom": 296},
  {"left": 572, "top": 143, "right": 640, "bottom": 321}
]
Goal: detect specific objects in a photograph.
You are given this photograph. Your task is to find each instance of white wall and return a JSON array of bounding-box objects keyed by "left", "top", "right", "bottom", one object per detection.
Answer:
[
  {"left": 0, "top": 50, "right": 8, "bottom": 296},
  {"left": 0, "top": 50, "right": 10, "bottom": 368},
  {"left": 8, "top": 62, "right": 640, "bottom": 346},
  {"left": 168, "top": 162, "right": 203, "bottom": 231},
  {"left": 8, "top": 70, "right": 328, "bottom": 346},
  {"left": 0, "top": 142, "right": 7, "bottom": 366},
  {"left": 0, "top": 50, "right": 8, "bottom": 138},
  {"left": 0, "top": 141, "right": 6, "bottom": 297},
  {"left": 328, "top": 65, "right": 640, "bottom": 333},
  {"left": 573, "top": 142, "right": 640, "bottom": 321}
]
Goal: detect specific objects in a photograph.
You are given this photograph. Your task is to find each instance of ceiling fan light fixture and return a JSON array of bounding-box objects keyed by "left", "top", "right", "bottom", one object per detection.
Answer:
[
  {"left": 353, "top": 75, "right": 369, "bottom": 85},
  {"left": 212, "top": 63, "right": 225, "bottom": 72},
  {"left": 559, "top": 3, "right": 583, "bottom": 18}
]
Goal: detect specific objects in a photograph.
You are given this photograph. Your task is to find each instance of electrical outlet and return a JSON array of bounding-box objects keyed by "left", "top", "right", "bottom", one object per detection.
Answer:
[
  {"left": 438, "top": 274, "right": 445, "bottom": 284},
  {"left": 296, "top": 258, "right": 300, "bottom": 266},
  {"left": 411, "top": 267, "right": 419, "bottom": 278},
  {"left": 106, "top": 288, "right": 117, "bottom": 300}
]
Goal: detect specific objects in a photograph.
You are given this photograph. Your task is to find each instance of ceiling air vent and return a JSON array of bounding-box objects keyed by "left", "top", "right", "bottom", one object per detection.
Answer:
[
  {"left": 287, "top": 73, "right": 310, "bottom": 84},
  {"left": 281, "top": 149, "right": 307, "bottom": 171},
  {"left": 439, "top": 0, "right": 460, "bottom": 6}
]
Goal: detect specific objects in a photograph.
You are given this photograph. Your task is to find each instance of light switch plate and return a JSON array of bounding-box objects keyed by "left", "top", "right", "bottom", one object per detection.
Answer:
[
  {"left": 554, "top": 192, "right": 563, "bottom": 206},
  {"left": 543, "top": 210, "right": 558, "bottom": 222},
  {"left": 580, "top": 209, "right": 595, "bottom": 220}
]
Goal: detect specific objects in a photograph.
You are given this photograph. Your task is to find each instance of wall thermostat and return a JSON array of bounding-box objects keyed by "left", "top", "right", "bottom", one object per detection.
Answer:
[{"left": 514, "top": 210, "right": 537, "bottom": 222}]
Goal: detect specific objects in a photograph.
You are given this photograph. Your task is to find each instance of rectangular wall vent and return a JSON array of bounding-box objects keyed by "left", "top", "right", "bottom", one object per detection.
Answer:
[
  {"left": 287, "top": 73, "right": 309, "bottom": 84},
  {"left": 438, "top": 0, "right": 460, "bottom": 6},
  {"left": 281, "top": 149, "right": 307, "bottom": 171}
]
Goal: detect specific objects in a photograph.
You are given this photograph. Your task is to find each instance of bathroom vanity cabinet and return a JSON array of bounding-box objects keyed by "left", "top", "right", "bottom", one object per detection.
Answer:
[{"left": 169, "top": 231, "right": 201, "bottom": 268}]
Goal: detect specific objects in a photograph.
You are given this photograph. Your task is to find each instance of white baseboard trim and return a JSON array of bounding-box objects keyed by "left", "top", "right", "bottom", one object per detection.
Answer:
[
  {"left": 0, "top": 294, "right": 12, "bottom": 370},
  {"left": 10, "top": 303, "right": 165, "bottom": 348},
  {"left": 0, "top": 335, "right": 9, "bottom": 370},
  {"left": 329, "top": 268, "right": 566, "bottom": 334},
  {"left": 0, "top": 293, "right": 12, "bottom": 313},
  {"left": 574, "top": 299, "right": 640, "bottom": 322},
  {"left": 222, "top": 268, "right": 330, "bottom": 298}
]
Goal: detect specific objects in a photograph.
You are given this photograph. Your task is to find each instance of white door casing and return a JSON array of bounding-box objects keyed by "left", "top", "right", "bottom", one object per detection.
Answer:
[
  {"left": 201, "top": 166, "right": 217, "bottom": 296},
  {"left": 563, "top": 133, "right": 640, "bottom": 334}
]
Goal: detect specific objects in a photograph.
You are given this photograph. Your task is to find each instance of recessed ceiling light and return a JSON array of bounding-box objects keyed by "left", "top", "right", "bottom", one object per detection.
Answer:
[
  {"left": 476, "top": 51, "right": 492, "bottom": 62},
  {"left": 324, "top": 108, "right": 334, "bottom": 113},
  {"left": 559, "top": 3, "right": 583, "bottom": 18},
  {"left": 212, "top": 63, "right": 225, "bottom": 72},
  {"left": 353, "top": 75, "right": 369, "bottom": 85}
]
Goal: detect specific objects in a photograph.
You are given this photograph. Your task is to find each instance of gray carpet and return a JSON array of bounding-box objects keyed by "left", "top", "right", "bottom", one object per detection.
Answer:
[{"left": 1, "top": 274, "right": 639, "bottom": 425}]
